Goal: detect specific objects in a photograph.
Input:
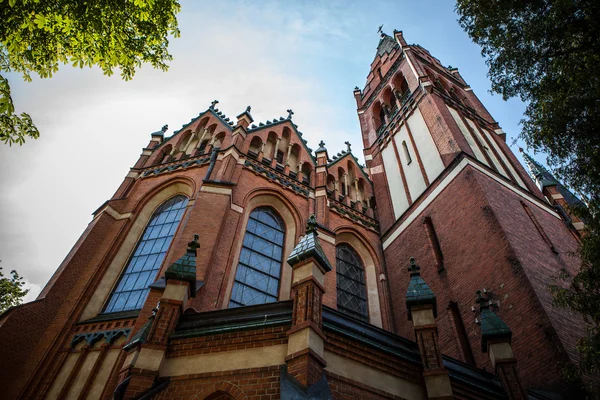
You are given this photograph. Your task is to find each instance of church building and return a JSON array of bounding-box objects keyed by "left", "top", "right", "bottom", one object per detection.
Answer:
[{"left": 0, "top": 30, "right": 586, "bottom": 400}]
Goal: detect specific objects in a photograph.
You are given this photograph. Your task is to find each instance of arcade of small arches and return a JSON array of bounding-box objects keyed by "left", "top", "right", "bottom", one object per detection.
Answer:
[
  {"left": 424, "top": 66, "right": 474, "bottom": 110},
  {"left": 152, "top": 116, "right": 229, "bottom": 166},
  {"left": 371, "top": 71, "right": 411, "bottom": 132},
  {"left": 326, "top": 161, "right": 372, "bottom": 213},
  {"left": 246, "top": 127, "right": 313, "bottom": 185}
]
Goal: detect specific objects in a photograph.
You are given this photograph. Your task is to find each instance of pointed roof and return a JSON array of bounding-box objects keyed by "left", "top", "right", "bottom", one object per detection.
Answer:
[
  {"left": 476, "top": 291, "right": 512, "bottom": 352},
  {"left": 151, "top": 124, "right": 168, "bottom": 138},
  {"left": 165, "top": 234, "right": 200, "bottom": 296},
  {"left": 123, "top": 319, "right": 152, "bottom": 351},
  {"left": 236, "top": 105, "right": 254, "bottom": 123},
  {"left": 376, "top": 33, "right": 399, "bottom": 58},
  {"left": 520, "top": 150, "right": 559, "bottom": 188},
  {"left": 405, "top": 258, "right": 437, "bottom": 319},
  {"left": 520, "top": 149, "right": 587, "bottom": 210},
  {"left": 315, "top": 140, "right": 327, "bottom": 154},
  {"left": 287, "top": 215, "right": 332, "bottom": 271}
]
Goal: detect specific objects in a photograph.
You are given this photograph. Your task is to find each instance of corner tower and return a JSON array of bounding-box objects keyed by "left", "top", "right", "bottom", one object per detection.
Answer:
[{"left": 357, "top": 30, "right": 585, "bottom": 394}]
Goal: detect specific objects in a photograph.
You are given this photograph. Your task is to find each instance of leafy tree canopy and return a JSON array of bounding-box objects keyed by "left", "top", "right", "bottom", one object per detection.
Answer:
[
  {"left": 455, "top": 0, "right": 600, "bottom": 203},
  {"left": 456, "top": 0, "right": 600, "bottom": 391},
  {"left": 0, "top": 266, "right": 29, "bottom": 314},
  {"left": 0, "top": 0, "right": 181, "bottom": 145}
]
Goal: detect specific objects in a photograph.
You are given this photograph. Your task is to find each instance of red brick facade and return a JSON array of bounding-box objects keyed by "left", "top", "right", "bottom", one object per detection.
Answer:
[{"left": 0, "top": 30, "right": 587, "bottom": 399}]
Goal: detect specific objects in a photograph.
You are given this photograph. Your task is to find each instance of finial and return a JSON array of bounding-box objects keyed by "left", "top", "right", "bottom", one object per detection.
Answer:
[
  {"left": 377, "top": 24, "right": 384, "bottom": 35},
  {"left": 354, "top": 86, "right": 360, "bottom": 91},
  {"left": 161, "top": 124, "right": 168, "bottom": 133},
  {"left": 408, "top": 257, "right": 420, "bottom": 275},
  {"left": 210, "top": 100, "right": 219, "bottom": 109},
  {"left": 187, "top": 234, "right": 200, "bottom": 253},
  {"left": 246, "top": 105, "right": 251, "bottom": 113},
  {"left": 306, "top": 214, "right": 318, "bottom": 235},
  {"left": 287, "top": 109, "right": 294, "bottom": 119},
  {"left": 475, "top": 289, "right": 486, "bottom": 304},
  {"left": 316, "top": 140, "right": 327, "bottom": 153},
  {"left": 344, "top": 141, "right": 352, "bottom": 152},
  {"left": 518, "top": 147, "right": 524, "bottom": 153}
]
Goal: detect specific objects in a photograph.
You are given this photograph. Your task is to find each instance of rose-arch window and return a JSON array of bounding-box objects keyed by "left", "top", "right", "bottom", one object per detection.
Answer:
[
  {"left": 230, "top": 207, "right": 285, "bottom": 307},
  {"left": 104, "top": 195, "right": 189, "bottom": 313},
  {"left": 336, "top": 243, "right": 368, "bottom": 320}
]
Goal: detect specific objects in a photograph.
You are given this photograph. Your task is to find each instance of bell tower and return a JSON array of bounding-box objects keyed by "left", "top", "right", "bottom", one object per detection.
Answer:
[{"left": 356, "top": 29, "right": 585, "bottom": 394}]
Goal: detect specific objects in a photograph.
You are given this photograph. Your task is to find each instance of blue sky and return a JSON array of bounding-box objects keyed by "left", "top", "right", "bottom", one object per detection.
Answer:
[{"left": 0, "top": 0, "right": 536, "bottom": 300}]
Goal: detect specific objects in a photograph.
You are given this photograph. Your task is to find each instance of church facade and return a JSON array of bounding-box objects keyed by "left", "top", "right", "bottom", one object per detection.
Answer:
[{"left": 0, "top": 30, "right": 586, "bottom": 399}]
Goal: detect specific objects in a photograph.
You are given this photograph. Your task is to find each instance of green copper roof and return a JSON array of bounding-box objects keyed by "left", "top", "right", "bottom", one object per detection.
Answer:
[
  {"left": 123, "top": 319, "right": 152, "bottom": 351},
  {"left": 287, "top": 215, "right": 332, "bottom": 272},
  {"left": 477, "top": 291, "right": 512, "bottom": 352},
  {"left": 315, "top": 140, "right": 327, "bottom": 154},
  {"left": 405, "top": 258, "right": 437, "bottom": 319},
  {"left": 165, "top": 234, "right": 200, "bottom": 296},
  {"left": 520, "top": 149, "right": 559, "bottom": 188}
]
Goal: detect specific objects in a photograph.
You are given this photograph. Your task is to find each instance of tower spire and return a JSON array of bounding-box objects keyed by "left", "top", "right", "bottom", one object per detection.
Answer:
[{"left": 519, "top": 149, "right": 558, "bottom": 188}]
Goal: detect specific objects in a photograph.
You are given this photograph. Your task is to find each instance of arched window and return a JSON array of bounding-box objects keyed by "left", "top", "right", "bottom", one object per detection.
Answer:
[
  {"left": 104, "top": 195, "right": 189, "bottom": 313},
  {"left": 230, "top": 207, "right": 285, "bottom": 308},
  {"left": 336, "top": 243, "right": 368, "bottom": 321}
]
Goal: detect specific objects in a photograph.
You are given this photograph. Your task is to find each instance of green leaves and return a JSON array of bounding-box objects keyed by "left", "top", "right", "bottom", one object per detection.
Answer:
[
  {"left": 0, "top": 266, "right": 30, "bottom": 314},
  {"left": 456, "top": 0, "right": 600, "bottom": 394},
  {"left": 0, "top": 74, "right": 40, "bottom": 146},
  {"left": 0, "top": 0, "right": 181, "bottom": 145}
]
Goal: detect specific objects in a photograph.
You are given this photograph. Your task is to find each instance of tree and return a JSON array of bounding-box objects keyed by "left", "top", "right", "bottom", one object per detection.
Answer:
[
  {"left": 456, "top": 0, "right": 600, "bottom": 392},
  {"left": 0, "top": 0, "right": 181, "bottom": 145},
  {"left": 0, "top": 266, "right": 29, "bottom": 314}
]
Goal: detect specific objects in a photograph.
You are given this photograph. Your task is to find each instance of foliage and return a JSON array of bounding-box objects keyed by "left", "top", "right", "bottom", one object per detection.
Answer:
[
  {"left": 455, "top": 0, "right": 600, "bottom": 202},
  {"left": 0, "top": 0, "right": 181, "bottom": 145},
  {"left": 456, "top": 0, "right": 600, "bottom": 391},
  {"left": 550, "top": 204, "right": 600, "bottom": 393},
  {"left": 0, "top": 266, "right": 29, "bottom": 314}
]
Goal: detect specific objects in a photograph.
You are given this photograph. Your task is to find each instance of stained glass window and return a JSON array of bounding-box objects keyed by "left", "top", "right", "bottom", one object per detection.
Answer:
[
  {"left": 230, "top": 207, "right": 285, "bottom": 308},
  {"left": 336, "top": 243, "right": 368, "bottom": 321},
  {"left": 104, "top": 195, "right": 189, "bottom": 313}
]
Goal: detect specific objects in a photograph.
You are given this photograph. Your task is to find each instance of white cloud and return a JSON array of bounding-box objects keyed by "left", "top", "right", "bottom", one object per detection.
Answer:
[{"left": 0, "top": 0, "right": 530, "bottom": 290}]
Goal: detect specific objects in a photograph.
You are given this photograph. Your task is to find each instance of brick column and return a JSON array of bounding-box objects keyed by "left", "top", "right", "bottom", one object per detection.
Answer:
[
  {"left": 285, "top": 215, "right": 332, "bottom": 387},
  {"left": 116, "top": 235, "right": 199, "bottom": 399},
  {"left": 314, "top": 141, "right": 330, "bottom": 226},
  {"left": 405, "top": 258, "right": 453, "bottom": 399},
  {"left": 476, "top": 290, "right": 527, "bottom": 400}
]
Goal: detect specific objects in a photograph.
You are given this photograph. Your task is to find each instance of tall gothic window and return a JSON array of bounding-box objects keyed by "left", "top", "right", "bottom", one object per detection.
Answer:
[
  {"left": 104, "top": 195, "right": 189, "bottom": 313},
  {"left": 230, "top": 207, "right": 285, "bottom": 308},
  {"left": 336, "top": 243, "right": 368, "bottom": 321}
]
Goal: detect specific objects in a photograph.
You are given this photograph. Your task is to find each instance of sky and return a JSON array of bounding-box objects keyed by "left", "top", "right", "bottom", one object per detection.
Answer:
[{"left": 0, "top": 0, "right": 535, "bottom": 302}]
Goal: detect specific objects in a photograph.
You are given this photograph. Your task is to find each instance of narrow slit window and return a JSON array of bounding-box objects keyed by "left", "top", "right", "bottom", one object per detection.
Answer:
[
  {"left": 402, "top": 140, "right": 412, "bottom": 165},
  {"left": 448, "top": 301, "right": 476, "bottom": 366},
  {"left": 521, "top": 201, "right": 558, "bottom": 253},
  {"left": 423, "top": 216, "right": 444, "bottom": 271}
]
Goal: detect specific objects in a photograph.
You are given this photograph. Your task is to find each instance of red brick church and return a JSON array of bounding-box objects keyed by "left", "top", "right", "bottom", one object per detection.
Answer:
[{"left": 0, "top": 30, "right": 586, "bottom": 399}]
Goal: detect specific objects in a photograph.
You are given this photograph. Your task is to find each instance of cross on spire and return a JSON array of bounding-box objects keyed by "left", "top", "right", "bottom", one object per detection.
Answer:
[
  {"left": 187, "top": 234, "right": 200, "bottom": 253},
  {"left": 287, "top": 109, "right": 294, "bottom": 119},
  {"left": 344, "top": 141, "right": 352, "bottom": 152},
  {"left": 408, "top": 257, "right": 420, "bottom": 275},
  {"left": 210, "top": 100, "right": 219, "bottom": 109},
  {"left": 377, "top": 24, "right": 384, "bottom": 35},
  {"left": 306, "top": 214, "right": 318, "bottom": 234}
]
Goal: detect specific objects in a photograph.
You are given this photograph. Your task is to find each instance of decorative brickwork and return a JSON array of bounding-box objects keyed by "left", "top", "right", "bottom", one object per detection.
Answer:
[{"left": 0, "top": 28, "right": 588, "bottom": 400}]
